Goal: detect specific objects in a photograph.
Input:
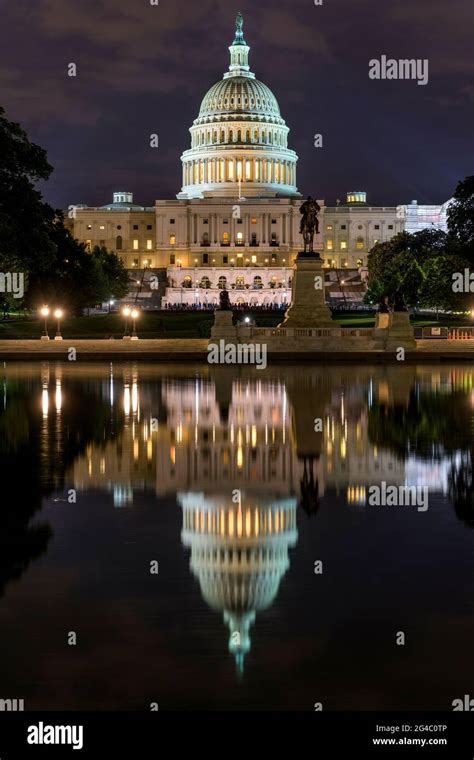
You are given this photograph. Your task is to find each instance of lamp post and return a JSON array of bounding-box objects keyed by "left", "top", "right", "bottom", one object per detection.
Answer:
[
  {"left": 122, "top": 306, "right": 131, "bottom": 339},
  {"left": 131, "top": 308, "right": 140, "bottom": 340},
  {"left": 54, "top": 309, "right": 63, "bottom": 341},
  {"left": 40, "top": 306, "right": 50, "bottom": 340}
]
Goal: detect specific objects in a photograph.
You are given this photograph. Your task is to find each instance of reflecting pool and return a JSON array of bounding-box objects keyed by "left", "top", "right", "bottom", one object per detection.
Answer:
[{"left": 0, "top": 362, "right": 473, "bottom": 710}]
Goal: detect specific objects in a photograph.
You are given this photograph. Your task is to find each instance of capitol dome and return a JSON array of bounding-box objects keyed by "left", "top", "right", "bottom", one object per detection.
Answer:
[
  {"left": 178, "top": 13, "right": 299, "bottom": 200},
  {"left": 179, "top": 493, "right": 298, "bottom": 674}
]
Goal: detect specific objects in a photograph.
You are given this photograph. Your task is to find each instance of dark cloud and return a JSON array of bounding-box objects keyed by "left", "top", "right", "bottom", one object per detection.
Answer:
[{"left": 0, "top": 0, "right": 472, "bottom": 208}]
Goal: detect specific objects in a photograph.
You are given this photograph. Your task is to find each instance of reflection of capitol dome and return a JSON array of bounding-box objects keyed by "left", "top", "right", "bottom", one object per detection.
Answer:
[
  {"left": 178, "top": 13, "right": 299, "bottom": 200},
  {"left": 179, "top": 492, "right": 297, "bottom": 674}
]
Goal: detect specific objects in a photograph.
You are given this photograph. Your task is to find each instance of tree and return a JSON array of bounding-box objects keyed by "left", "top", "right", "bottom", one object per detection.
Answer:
[
  {"left": 366, "top": 229, "right": 470, "bottom": 312},
  {"left": 447, "top": 175, "right": 474, "bottom": 262},
  {"left": 91, "top": 246, "right": 129, "bottom": 303}
]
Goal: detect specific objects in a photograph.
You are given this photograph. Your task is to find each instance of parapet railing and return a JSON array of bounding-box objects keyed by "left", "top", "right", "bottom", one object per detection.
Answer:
[{"left": 249, "top": 327, "right": 375, "bottom": 338}]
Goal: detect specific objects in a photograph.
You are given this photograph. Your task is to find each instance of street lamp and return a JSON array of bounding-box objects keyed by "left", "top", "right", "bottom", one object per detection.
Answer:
[
  {"left": 40, "top": 305, "right": 50, "bottom": 340},
  {"left": 122, "top": 306, "right": 131, "bottom": 339},
  {"left": 54, "top": 309, "right": 64, "bottom": 341},
  {"left": 131, "top": 308, "right": 140, "bottom": 340}
]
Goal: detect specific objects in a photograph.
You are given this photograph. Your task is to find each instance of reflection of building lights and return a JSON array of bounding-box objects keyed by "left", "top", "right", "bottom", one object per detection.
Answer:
[
  {"left": 170, "top": 445, "right": 176, "bottom": 465},
  {"left": 347, "top": 485, "right": 366, "bottom": 504},
  {"left": 176, "top": 422, "right": 183, "bottom": 444},
  {"left": 237, "top": 508, "right": 243, "bottom": 537},
  {"left": 124, "top": 385, "right": 131, "bottom": 415},
  {"left": 55, "top": 381, "right": 62, "bottom": 413},
  {"left": 100, "top": 458, "right": 106, "bottom": 475},
  {"left": 132, "top": 382, "right": 138, "bottom": 414},
  {"left": 42, "top": 388, "right": 49, "bottom": 417},
  {"left": 133, "top": 440, "right": 139, "bottom": 461},
  {"left": 147, "top": 440, "right": 153, "bottom": 461},
  {"left": 237, "top": 446, "right": 243, "bottom": 469},
  {"left": 340, "top": 439, "right": 346, "bottom": 459}
]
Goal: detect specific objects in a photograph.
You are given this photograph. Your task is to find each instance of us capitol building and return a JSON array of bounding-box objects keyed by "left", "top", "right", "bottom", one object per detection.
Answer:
[{"left": 69, "top": 14, "right": 452, "bottom": 308}]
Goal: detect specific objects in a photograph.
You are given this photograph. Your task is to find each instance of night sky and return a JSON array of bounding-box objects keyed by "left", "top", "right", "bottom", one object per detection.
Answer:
[{"left": 1, "top": 0, "right": 472, "bottom": 209}]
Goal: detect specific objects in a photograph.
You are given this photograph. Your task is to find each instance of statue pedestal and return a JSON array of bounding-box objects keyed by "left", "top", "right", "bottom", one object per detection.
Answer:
[
  {"left": 384, "top": 311, "right": 416, "bottom": 349},
  {"left": 211, "top": 310, "right": 238, "bottom": 340},
  {"left": 279, "top": 253, "right": 332, "bottom": 328}
]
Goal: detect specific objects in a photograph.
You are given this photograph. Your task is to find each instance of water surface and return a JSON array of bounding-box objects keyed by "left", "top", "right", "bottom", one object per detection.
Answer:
[{"left": 0, "top": 362, "right": 472, "bottom": 710}]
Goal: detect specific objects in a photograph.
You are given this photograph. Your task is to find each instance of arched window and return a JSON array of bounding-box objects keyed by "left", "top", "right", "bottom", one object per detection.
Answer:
[
  {"left": 235, "top": 275, "right": 245, "bottom": 288},
  {"left": 218, "top": 276, "right": 227, "bottom": 289},
  {"left": 116, "top": 235, "right": 122, "bottom": 250},
  {"left": 253, "top": 275, "right": 263, "bottom": 289},
  {"left": 182, "top": 276, "right": 192, "bottom": 288},
  {"left": 169, "top": 234, "right": 176, "bottom": 245},
  {"left": 200, "top": 276, "right": 211, "bottom": 289},
  {"left": 237, "top": 129, "right": 242, "bottom": 142},
  {"left": 246, "top": 130, "right": 250, "bottom": 143},
  {"left": 229, "top": 129, "right": 233, "bottom": 142},
  {"left": 356, "top": 236, "right": 364, "bottom": 250}
]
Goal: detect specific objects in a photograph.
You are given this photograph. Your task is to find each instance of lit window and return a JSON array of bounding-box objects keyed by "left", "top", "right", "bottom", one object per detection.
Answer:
[
  {"left": 326, "top": 224, "right": 333, "bottom": 231},
  {"left": 169, "top": 234, "right": 176, "bottom": 245},
  {"left": 246, "top": 161, "right": 251, "bottom": 180},
  {"left": 251, "top": 217, "right": 257, "bottom": 224},
  {"left": 228, "top": 161, "right": 234, "bottom": 180},
  {"left": 251, "top": 255, "right": 257, "bottom": 263},
  {"left": 356, "top": 237, "right": 364, "bottom": 250},
  {"left": 133, "top": 239, "right": 139, "bottom": 250},
  {"left": 87, "top": 224, "right": 92, "bottom": 230},
  {"left": 340, "top": 241, "right": 347, "bottom": 250},
  {"left": 147, "top": 240, "right": 153, "bottom": 250},
  {"left": 85, "top": 240, "right": 92, "bottom": 251},
  {"left": 326, "top": 239, "right": 334, "bottom": 251},
  {"left": 99, "top": 225, "right": 105, "bottom": 230},
  {"left": 237, "top": 232, "right": 243, "bottom": 241}
]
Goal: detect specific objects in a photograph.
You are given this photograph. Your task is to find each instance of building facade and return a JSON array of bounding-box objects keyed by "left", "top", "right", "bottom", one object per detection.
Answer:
[{"left": 68, "top": 15, "right": 452, "bottom": 308}]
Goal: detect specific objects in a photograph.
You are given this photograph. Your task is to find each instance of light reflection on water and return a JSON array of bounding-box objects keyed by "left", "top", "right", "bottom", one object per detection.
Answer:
[{"left": 0, "top": 362, "right": 472, "bottom": 709}]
